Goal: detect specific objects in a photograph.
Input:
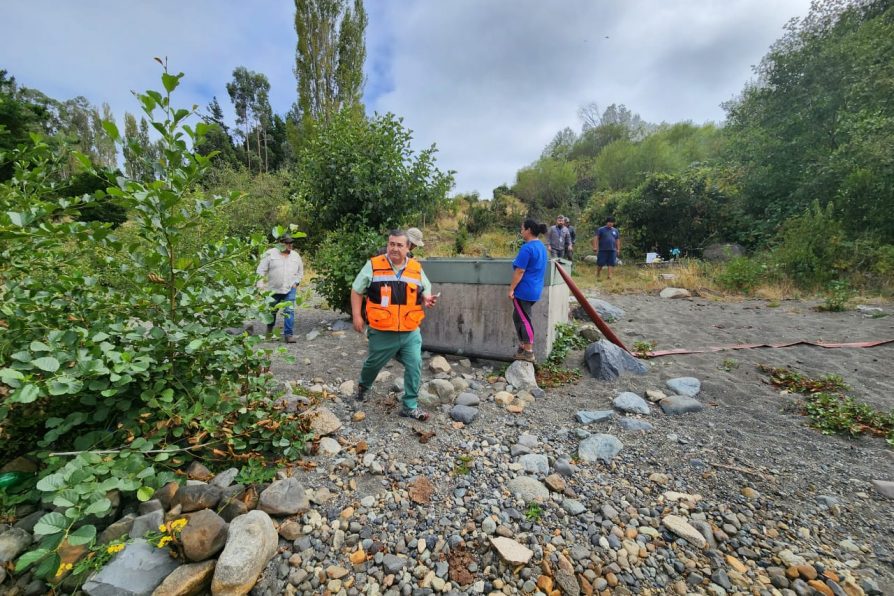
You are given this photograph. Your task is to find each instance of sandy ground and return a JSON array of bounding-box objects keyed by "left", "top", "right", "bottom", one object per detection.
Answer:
[{"left": 268, "top": 290, "right": 894, "bottom": 590}]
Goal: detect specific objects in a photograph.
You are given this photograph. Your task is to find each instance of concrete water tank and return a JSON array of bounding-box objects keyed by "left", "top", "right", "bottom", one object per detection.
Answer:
[{"left": 420, "top": 257, "right": 571, "bottom": 361}]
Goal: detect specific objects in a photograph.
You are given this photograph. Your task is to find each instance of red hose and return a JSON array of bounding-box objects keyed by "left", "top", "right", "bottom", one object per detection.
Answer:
[{"left": 554, "top": 262, "right": 629, "bottom": 353}]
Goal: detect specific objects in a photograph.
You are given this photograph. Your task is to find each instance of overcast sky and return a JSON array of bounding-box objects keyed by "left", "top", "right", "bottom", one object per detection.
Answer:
[{"left": 2, "top": 0, "right": 812, "bottom": 198}]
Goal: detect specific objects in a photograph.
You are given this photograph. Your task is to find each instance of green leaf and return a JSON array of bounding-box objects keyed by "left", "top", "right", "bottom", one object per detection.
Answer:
[
  {"left": 185, "top": 339, "right": 203, "bottom": 353},
  {"left": 29, "top": 340, "right": 52, "bottom": 352},
  {"left": 33, "top": 512, "right": 69, "bottom": 536},
  {"left": 34, "top": 552, "right": 61, "bottom": 579},
  {"left": 36, "top": 473, "right": 65, "bottom": 492},
  {"left": 102, "top": 120, "right": 120, "bottom": 141},
  {"left": 32, "top": 356, "right": 60, "bottom": 373},
  {"left": 137, "top": 486, "right": 154, "bottom": 502},
  {"left": 15, "top": 548, "right": 49, "bottom": 572},
  {"left": 67, "top": 524, "right": 96, "bottom": 546},
  {"left": 0, "top": 367, "right": 24, "bottom": 382},
  {"left": 6, "top": 211, "right": 25, "bottom": 226},
  {"left": 10, "top": 384, "right": 39, "bottom": 404},
  {"left": 161, "top": 72, "right": 181, "bottom": 93},
  {"left": 83, "top": 497, "right": 112, "bottom": 516}
]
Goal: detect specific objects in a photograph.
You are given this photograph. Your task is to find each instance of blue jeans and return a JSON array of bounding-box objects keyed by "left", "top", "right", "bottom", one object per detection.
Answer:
[{"left": 269, "top": 287, "right": 296, "bottom": 337}]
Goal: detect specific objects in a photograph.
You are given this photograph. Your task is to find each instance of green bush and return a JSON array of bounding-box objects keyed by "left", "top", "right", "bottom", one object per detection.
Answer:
[
  {"left": 715, "top": 256, "right": 765, "bottom": 293},
  {"left": 314, "top": 224, "right": 383, "bottom": 312},
  {"left": 818, "top": 280, "right": 854, "bottom": 311},
  {"left": 773, "top": 202, "right": 845, "bottom": 287},
  {"left": 1, "top": 66, "right": 312, "bottom": 584}
]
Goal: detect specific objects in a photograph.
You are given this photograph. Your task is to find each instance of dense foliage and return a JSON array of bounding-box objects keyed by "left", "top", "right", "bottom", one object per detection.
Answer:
[{"left": 0, "top": 68, "right": 311, "bottom": 583}]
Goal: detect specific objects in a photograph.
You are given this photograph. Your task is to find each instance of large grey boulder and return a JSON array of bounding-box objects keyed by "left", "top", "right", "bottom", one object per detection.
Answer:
[
  {"left": 211, "top": 510, "right": 278, "bottom": 595},
  {"left": 180, "top": 509, "right": 228, "bottom": 562},
  {"left": 82, "top": 539, "right": 180, "bottom": 596},
  {"left": 505, "top": 361, "right": 538, "bottom": 391},
  {"left": 258, "top": 477, "right": 309, "bottom": 516},
  {"left": 578, "top": 434, "right": 624, "bottom": 463},
  {"left": 572, "top": 298, "right": 625, "bottom": 323},
  {"left": 585, "top": 340, "right": 648, "bottom": 381},
  {"left": 613, "top": 392, "right": 650, "bottom": 415},
  {"left": 519, "top": 454, "right": 549, "bottom": 475}
]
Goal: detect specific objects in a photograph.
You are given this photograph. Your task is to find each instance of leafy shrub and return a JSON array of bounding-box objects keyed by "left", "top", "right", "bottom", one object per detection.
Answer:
[
  {"left": 715, "top": 256, "right": 764, "bottom": 293},
  {"left": 1, "top": 65, "right": 312, "bottom": 583},
  {"left": 773, "top": 202, "right": 844, "bottom": 287},
  {"left": 818, "top": 280, "right": 854, "bottom": 311},
  {"left": 296, "top": 109, "right": 454, "bottom": 243},
  {"left": 314, "top": 224, "right": 383, "bottom": 312}
]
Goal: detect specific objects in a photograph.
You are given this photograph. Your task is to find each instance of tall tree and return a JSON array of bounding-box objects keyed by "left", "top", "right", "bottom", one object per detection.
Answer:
[
  {"left": 294, "top": 0, "right": 367, "bottom": 127},
  {"left": 226, "top": 67, "right": 272, "bottom": 173}
]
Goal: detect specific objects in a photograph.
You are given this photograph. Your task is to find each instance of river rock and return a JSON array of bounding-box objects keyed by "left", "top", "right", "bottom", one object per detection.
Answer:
[
  {"left": 450, "top": 404, "right": 479, "bottom": 424},
  {"left": 491, "top": 536, "right": 533, "bottom": 565},
  {"left": 585, "top": 340, "right": 648, "bottom": 381},
  {"left": 572, "top": 298, "right": 625, "bottom": 323},
  {"left": 151, "top": 560, "right": 215, "bottom": 596},
  {"left": 660, "top": 287, "right": 691, "bottom": 299},
  {"left": 662, "top": 515, "right": 707, "bottom": 548},
  {"left": 578, "top": 434, "right": 623, "bottom": 463},
  {"left": 258, "top": 477, "right": 309, "bottom": 515},
  {"left": 303, "top": 406, "right": 342, "bottom": 437},
  {"left": 429, "top": 356, "right": 451, "bottom": 373},
  {"left": 130, "top": 510, "right": 164, "bottom": 540},
  {"left": 575, "top": 410, "right": 614, "bottom": 424},
  {"left": 99, "top": 514, "right": 135, "bottom": 544},
  {"left": 181, "top": 509, "right": 228, "bottom": 562},
  {"left": 871, "top": 479, "right": 894, "bottom": 499},
  {"left": 174, "top": 484, "right": 222, "bottom": 513},
  {"left": 507, "top": 476, "right": 549, "bottom": 503},
  {"left": 659, "top": 395, "right": 704, "bottom": 415},
  {"left": 211, "top": 510, "right": 278, "bottom": 595},
  {"left": 185, "top": 461, "right": 213, "bottom": 482},
  {"left": 318, "top": 437, "right": 342, "bottom": 456},
  {"left": 0, "top": 528, "right": 31, "bottom": 563},
  {"left": 382, "top": 554, "right": 406, "bottom": 574},
  {"left": 210, "top": 468, "right": 239, "bottom": 488},
  {"left": 613, "top": 392, "right": 650, "bottom": 414},
  {"left": 82, "top": 538, "right": 179, "bottom": 596},
  {"left": 428, "top": 379, "right": 456, "bottom": 403},
  {"left": 666, "top": 377, "right": 701, "bottom": 397},
  {"left": 455, "top": 392, "right": 480, "bottom": 407},
  {"left": 519, "top": 454, "right": 549, "bottom": 475},
  {"left": 505, "top": 360, "right": 538, "bottom": 391},
  {"left": 617, "top": 417, "right": 654, "bottom": 432}
]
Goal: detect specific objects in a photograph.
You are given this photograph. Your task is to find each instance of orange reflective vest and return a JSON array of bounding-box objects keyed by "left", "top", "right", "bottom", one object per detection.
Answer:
[{"left": 365, "top": 254, "right": 426, "bottom": 332}]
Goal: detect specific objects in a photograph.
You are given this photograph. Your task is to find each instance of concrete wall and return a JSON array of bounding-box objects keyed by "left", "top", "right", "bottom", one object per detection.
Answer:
[{"left": 420, "top": 279, "right": 569, "bottom": 361}]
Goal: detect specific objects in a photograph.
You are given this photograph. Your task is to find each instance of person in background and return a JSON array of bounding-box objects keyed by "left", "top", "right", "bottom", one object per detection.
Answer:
[
  {"left": 351, "top": 229, "right": 439, "bottom": 421},
  {"left": 547, "top": 215, "right": 570, "bottom": 259},
  {"left": 592, "top": 216, "right": 621, "bottom": 280},
  {"left": 256, "top": 233, "right": 304, "bottom": 343},
  {"left": 564, "top": 216, "right": 576, "bottom": 260},
  {"left": 375, "top": 226, "right": 424, "bottom": 257},
  {"left": 508, "top": 218, "right": 549, "bottom": 363}
]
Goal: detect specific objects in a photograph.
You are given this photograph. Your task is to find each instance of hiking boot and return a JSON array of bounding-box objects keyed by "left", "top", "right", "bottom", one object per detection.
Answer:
[
  {"left": 265, "top": 323, "right": 275, "bottom": 337},
  {"left": 399, "top": 407, "right": 431, "bottom": 422},
  {"left": 355, "top": 384, "right": 369, "bottom": 402},
  {"left": 283, "top": 335, "right": 297, "bottom": 343},
  {"left": 513, "top": 349, "right": 535, "bottom": 363}
]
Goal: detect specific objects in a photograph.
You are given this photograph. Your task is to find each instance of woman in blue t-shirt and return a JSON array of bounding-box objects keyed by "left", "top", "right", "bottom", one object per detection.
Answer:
[{"left": 508, "top": 218, "right": 549, "bottom": 362}]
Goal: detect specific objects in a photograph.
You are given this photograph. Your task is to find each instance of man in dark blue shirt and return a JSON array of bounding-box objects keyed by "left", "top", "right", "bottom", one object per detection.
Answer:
[{"left": 592, "top": 216, "right": 621, "bottom": 280}]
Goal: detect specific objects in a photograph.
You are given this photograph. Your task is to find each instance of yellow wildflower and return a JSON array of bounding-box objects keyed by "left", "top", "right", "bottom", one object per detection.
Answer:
[
  {"left": 157, "top": 536, "right": 172, "bottom": 548},
  {"left": 158, "top": 523, "right": 167, "bottom": 532},
  {"left": 169, "top": 518, "right": 188, "bottom": 532},
  {"left": 106, "top": 543, "right": 125, "bottom": 554}
]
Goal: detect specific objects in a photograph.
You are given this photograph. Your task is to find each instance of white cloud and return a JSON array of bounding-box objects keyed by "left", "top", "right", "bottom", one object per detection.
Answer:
[{"left": 2, "top": 0, "right": 812, "bottom": 197}]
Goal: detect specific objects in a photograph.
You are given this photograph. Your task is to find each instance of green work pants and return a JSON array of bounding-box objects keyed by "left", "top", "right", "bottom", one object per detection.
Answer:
[{"left": 359, "top": 328, "right": 422, "bottom": 409}]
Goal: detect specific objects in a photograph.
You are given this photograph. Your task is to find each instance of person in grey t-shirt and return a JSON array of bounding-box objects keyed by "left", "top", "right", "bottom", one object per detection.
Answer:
[{"left": 546, "top": 215, "right": 570, "bottom": 259}]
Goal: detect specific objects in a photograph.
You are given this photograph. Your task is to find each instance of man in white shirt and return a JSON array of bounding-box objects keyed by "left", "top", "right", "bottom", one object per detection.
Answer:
[{"left": 256, "top": 234, "right": 304, "bottom": 342}]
